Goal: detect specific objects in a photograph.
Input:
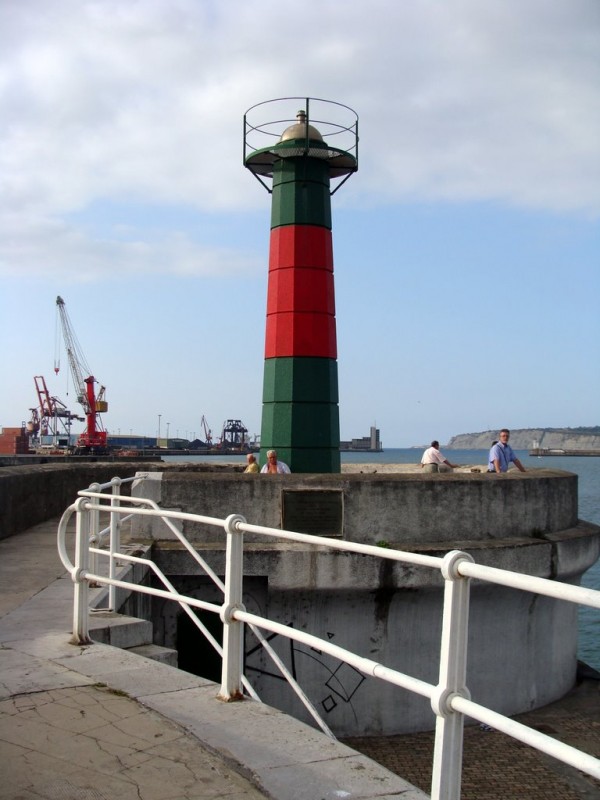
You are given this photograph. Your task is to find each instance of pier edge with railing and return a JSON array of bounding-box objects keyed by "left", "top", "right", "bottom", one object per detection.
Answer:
[{"left": 56, "top": 475, "right": 600, "bottom": 800}]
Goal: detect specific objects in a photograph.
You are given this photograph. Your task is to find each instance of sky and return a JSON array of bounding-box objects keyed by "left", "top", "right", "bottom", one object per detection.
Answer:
[{"left": 1, "top": 0, "right": 599, "bottom": 448}]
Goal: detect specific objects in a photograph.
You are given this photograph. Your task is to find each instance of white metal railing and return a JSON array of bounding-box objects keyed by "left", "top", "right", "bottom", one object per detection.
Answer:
[{"left": 56, "top": 478, "right": 600, "bottom": 800}]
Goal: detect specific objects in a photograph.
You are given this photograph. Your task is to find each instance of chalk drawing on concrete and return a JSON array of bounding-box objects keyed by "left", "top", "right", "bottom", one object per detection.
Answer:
[
  {"left": 244, "top": 621, "right": 365, "bottom": 716},
  {"left": 322, "top": 694, "right": 338, "bottom": 713},
  {"left": 245, "top": 624, "right": 297, "bottom": 681},
  {"left": 325, "top": 661, "right": 365, "bottom": 702}
]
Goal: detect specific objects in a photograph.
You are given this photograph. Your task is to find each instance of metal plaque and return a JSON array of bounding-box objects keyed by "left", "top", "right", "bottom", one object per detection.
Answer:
[{"left": 282, "top": 490, "right": 343, "bottom": 537}]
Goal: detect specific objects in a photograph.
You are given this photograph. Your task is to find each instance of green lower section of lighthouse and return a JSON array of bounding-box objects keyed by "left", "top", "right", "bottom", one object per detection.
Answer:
[
  {"left": 262, "top": 357, "right": 338, "bottom": 403},
  {"left": 260, "top": 356, "right": 340, "bottom": 473}
]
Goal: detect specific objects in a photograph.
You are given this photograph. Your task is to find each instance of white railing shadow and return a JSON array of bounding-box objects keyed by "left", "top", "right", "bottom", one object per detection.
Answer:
[{"left": 56, "top": 478, "right": 600, "bottom": 800}]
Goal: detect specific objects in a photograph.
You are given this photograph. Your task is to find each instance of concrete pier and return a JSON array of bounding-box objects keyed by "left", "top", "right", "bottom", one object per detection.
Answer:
[
  {"left": 2, "top": 461, "right": 597, "bottom": 733},
  {"left": 0, "top": 463, "right": 598, "bottom": 797},
  {"left": 129, "top": 464, "right": 600, "bottom": 735},
  {"left": 0, "top": 515, "right": 598, "bottom": 799},
  {"left": 0, "top": 517, "right": 427, "bottom": 800}
]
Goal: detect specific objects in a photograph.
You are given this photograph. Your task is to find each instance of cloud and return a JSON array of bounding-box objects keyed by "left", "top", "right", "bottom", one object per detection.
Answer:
[
  {"left": 348, "top": 1, "right": 600, "bottom": 212},
  {"left": 1, "top": 0, "right": 598, "bottom": 280},
  {"left": 0, "top": 211, "right": 262, "bottom": 280}
]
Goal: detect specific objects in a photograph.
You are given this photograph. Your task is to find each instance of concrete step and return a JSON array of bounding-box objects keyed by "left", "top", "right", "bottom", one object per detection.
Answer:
[
  {"left": 89, "top": 612, "right": 178, "bottom": 667},
  {"left": 126, "top": 643, "right": 178, "bottom": 667},
  {"left": 89, "top": 612, "right": 153, "bottom": 649}
]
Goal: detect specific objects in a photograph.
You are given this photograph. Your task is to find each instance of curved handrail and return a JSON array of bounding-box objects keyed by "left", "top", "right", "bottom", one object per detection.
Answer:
[
  {"left": 58, "top": 477, "right": 600, "bottom": 796},
  {"left": 56, "top": 502, "right": 79, "bottom": 574}
]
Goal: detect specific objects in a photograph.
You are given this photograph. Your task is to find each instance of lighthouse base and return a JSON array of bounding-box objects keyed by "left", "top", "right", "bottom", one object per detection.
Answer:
[{"left": 133, "top": 467, "right": 600, "bottom": 735}]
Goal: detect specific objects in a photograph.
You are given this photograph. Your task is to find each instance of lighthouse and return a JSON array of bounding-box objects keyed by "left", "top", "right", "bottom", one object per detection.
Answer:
[{"left": 244, "top": 98, "right": 358, "bottom": 473}]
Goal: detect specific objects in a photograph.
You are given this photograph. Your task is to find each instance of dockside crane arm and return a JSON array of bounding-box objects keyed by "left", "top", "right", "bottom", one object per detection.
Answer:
[
  {"left": 54, "top": 296, "right": 108, "bottom": 452},
  {"left": 200, "top": 414, "right": 213, "bottom": 445},
  {"left": 55, "top": 296, "right": 93, "bottom": 413}
]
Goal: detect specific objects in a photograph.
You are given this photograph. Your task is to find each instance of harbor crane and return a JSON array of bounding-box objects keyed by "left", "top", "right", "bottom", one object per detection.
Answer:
[
  {"left": 200, "top": 414, "right": 213, "bottom": 446},
  {"left": 27, "top": 375, "right": 83, "bottom": 447},
  {"left": 219, "top": 419, "right": 249, "bottom": 450},
  {"left": 55, "top": 296, "right": 109, "bottom": 454}
]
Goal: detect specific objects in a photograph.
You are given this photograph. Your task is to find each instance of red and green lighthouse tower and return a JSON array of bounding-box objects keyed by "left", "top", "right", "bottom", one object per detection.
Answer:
[{"left": 244, "top": 98, "right": 358, "bottom": 473}]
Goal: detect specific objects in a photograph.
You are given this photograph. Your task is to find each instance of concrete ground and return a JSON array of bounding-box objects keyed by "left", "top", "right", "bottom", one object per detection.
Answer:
[
  {"left": 1, "top": 515, "right": 599, "bottom": 799},
  {"left": 344, "top": 676, "right": 600, "bottom": 800},
  {"left": 0, "top": 518, "right": 426, "bottom": 800}
]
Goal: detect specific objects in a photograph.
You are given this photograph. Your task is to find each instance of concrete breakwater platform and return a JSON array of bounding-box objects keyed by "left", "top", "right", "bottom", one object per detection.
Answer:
[
  {"left": 2, "top": 460, "right": 599, "bottom": 731},
  {"left": 0, "top": 517, "right": 427, "bottom": 800},
  {"left": 0, "top": 464, "right": 600, "bottom": 800},
  {"left": 1, "top": 513, "right": 599, "bottom": 799},
  {"left": 125, "top": 461, "right": 599, "bottom": 732}
]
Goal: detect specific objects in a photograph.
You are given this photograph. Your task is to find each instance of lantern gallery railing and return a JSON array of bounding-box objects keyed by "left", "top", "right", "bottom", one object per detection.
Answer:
[{"left": 57, "top": 477, "right": 600, "bottom": 800}]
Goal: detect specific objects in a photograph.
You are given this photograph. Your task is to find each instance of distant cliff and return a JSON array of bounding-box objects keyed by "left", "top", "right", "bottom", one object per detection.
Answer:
[{"left": 446, "top": 427, "right": 600, "bottom": 450}]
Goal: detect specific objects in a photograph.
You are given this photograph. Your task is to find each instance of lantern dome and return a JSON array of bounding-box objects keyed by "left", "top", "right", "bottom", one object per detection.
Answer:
[{"left": 279, "top": 110, "right": 324, "bottom": 143}]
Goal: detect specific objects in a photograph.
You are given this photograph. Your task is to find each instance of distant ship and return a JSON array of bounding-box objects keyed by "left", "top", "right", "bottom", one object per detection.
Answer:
[{"left": 340, "top": 426, "right": 383, "bottom": 452}]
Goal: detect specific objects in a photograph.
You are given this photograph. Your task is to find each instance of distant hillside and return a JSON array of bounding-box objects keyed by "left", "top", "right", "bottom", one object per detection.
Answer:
[{"left": 446, "top": 427, "right": 600, "bottom": 450}]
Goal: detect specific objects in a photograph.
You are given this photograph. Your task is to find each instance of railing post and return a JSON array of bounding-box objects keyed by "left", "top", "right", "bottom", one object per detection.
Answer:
[
  {"left": 71, "top": 497, "right": 92, "bottom": 644},
  {"left": 218, "top": 514, "right": 247, "bottom": 701},
  {"left": 430, "top": 550, "right": 474, "bottom": 800},
  {"left": 108, "top": 477, "right": 122, "bottom": 611},
  {"left": 88, "top": 482, "right": 100, "bottom": 578}
]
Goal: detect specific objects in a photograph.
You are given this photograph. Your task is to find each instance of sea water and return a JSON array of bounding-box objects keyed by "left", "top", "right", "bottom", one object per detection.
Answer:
[{"left": 164, "top": 448, "right": 600, "bottom": 670}]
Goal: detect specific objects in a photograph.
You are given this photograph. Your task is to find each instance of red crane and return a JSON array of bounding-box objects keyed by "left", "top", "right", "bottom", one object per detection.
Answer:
[
  {"left": 55, "top": 296, "right": 109, "bottom": 454},
  {"left": 34, "top": 375, "right": 56, "bottom": 434},
  {"left": 28, "top": 375, "right": 83, "bottom": 442},
  {"left": 200, "top": 414, "right": 213, "bottom": 446}
]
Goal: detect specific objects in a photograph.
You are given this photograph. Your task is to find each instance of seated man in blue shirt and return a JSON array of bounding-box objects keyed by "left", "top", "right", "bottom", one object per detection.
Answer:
[{"left": 488, "top": 429, "right": 526, "bottom": 473}]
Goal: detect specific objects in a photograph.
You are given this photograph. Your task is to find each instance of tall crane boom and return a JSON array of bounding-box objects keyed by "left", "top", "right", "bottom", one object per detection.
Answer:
[
  {"left": 55, "top": 296, "right": 109, "bottom": 453},
  {"left": 200, "top": 415, "right": 213, "bottom": 445}
]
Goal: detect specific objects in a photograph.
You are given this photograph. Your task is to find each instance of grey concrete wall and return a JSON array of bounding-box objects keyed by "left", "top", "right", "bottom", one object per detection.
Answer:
[
  {"left": 4, "top": 463, "right": 598, "bottom": 737},
  {"left": 0, "top": 463, "right": 145, "bottom": 539},
  {"left": 131, "top": 467, "right": 600, "bottom": 736},
  {"left": 146, "top": 557, "right": 589, "bottom": 736},
  {"left": 247, "top": 585, "right": 576, "bottom": 736},
  {"left": 132, "top": 467, "right": 578, "bottom": 544},
  {"left": 152, "top": 521, "right": 600, "bottom": 591}
]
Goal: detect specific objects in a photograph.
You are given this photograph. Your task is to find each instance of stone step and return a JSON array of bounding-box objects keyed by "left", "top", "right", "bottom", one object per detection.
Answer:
[
  {"left": 126, "top": 643, "right": 178, "bottom": 667},
  {"left": 89, "top": 612, "right": 153, "bottom": 649}
]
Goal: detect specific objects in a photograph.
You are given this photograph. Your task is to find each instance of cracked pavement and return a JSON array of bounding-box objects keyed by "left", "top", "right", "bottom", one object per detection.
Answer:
[{"left": 0, "top": 684, "right": 265, "bottom": 799}]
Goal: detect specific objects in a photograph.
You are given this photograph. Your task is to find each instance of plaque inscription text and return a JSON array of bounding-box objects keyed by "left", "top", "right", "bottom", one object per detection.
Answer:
[{"left": 282, "top": 490, "right": 343, "bottom": 537}]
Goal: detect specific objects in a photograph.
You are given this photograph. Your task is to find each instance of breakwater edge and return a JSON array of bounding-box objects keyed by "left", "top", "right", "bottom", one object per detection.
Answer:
[{"left": 163, "top": 447, "right": 600, "bottom": 672}]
